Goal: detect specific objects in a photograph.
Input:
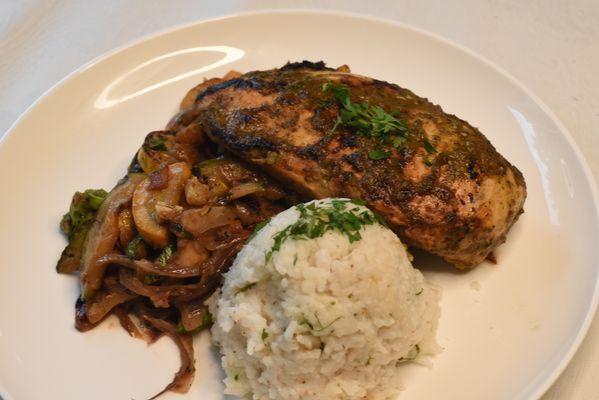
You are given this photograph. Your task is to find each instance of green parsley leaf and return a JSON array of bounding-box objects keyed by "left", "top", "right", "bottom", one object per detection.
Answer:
[
  {"left": 264, "top": 201, "right": 384, "bottom": 262},
  {"left": 156, "top": 244, "right": 175, "bottom": 266},
  {"left": 299, "top": 315, "right": 314, "bottom": 330},
  {"left": 323, "top": 82, "right": 410, "bottom": 156},
  {"left": 125, "top": 235, "right": 143, "bottom": 259},
  {"left": 177, "top": 312, "right": 213, "bottom": 334},
  {"left": 169, "top": 222, "right": 194, "bottom": 239},
  {"left": 143, "top": 274, "right": 161, "bottom": 285},
  {"left": 261, "top": 328, "right": 269, "bottom": 341},
  {"left": 247, "top": 218, "right": 271, "bottom": 242},
  {"left": 147, "top": 137, "right": 167, "bottom": 151},
  {"left": 203, "top": 312, "right": 213, "bottom": 327}
]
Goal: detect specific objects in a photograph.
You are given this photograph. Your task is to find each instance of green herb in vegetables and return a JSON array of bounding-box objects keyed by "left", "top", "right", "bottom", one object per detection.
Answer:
[
  {"left": 156, "top": 244, "right": 175, "bottom": 266},
  {"left": 261, "top": 328, "right": 269, "bottom": 341},
  {"left": 169, "top": 222, "right": 194, "bottom": 239},
  {"left": 147, "top": 136, "right": 167, "bottom": 151},
  {"left": 143, "top": 274, "right": 161, "bottom": 285},
  {"left": 265, "top": 200, "right": 385, "bottom": 262},
  {"left": 234, "top": 374, "right": 239, "bottom": 381},
  {"left": 125, "top": 235, "right": 143, "bottom": 259},
  {"left": 415, "top": 288, "right": 424, "bottom": 296},
  {"left": 323, "top": 81, "right": 409, "bottom": 156},
  {"left": 177, "top": 312, "right": 213, "bottom": 334},
  {"left": 202, "top": 312, "right": 213, "bottom": 327}
]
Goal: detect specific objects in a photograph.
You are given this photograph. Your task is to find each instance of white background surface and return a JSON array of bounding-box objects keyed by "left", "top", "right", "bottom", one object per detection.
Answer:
[{"left": 0, "top": 1, "right": 597, "bottom": 399}]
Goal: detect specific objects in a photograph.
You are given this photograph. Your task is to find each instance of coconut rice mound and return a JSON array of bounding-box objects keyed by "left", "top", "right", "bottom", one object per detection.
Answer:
[{"left": 208, "top": 199, "right": 441, "bottom": 400}]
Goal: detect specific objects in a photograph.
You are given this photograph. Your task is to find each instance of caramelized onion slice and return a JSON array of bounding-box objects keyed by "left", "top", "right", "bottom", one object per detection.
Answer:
[
  {"left": 137, "top": 312, "right": 195, "bottom": 398},
  {"left": 86, "top": 285, "right": 135, "bottom": 324},
  {"left": 118, "top": 269, "right": 209, "bottom": 308},
  {"left": 179, "top": 206, "right": 237, "bottom": 237},
  {"left": 178, "top": 298, "right": 209, "bottom": 332}
]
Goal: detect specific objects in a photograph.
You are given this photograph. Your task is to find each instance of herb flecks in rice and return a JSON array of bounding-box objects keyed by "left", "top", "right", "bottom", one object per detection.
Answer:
[{"left": 265, "top": 199, "right": 385, "bottom": 262}]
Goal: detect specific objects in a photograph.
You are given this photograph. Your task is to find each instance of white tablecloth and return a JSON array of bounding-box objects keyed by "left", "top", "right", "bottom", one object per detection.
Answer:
[{"left": 1, "top": 1, "right": 598, "bottom": 398}]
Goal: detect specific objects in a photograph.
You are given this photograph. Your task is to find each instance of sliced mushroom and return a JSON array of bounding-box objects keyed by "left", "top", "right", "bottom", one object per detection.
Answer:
[
  {"left": 132, "top": 162, "right": 191, "bottom": 248},
  {"left": 155, "top": 201, "right": 184, "bottom": 223},
  {"left": 179, "top": 206, "right": 237, "bottom": 237}
]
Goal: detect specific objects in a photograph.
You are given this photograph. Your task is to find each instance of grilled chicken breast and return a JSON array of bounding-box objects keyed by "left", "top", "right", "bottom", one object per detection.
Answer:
[{"left": 181, "top": 61, "right": 526, "bottom": 267}]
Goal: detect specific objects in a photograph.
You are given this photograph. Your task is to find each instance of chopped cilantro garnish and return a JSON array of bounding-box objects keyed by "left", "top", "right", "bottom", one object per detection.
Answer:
[
  {"left": 323, "top": 81, "right": 409, "bottom": 158},
  {"left": 125, "top": 235, "right": 143, "bottom": 259},
  {"left": 203, "top": 312, "right": 213, "bottom": 326},
  {"left": 177, "top": 312, "right": 213, "bottom": 334},
  {"left": 265, "top": 200, "right": 383, "bottom": 263},
  {"left": 314, "top": 315, "right": 342, "bottom": 332},
  {"left": 156, "top": 243, "right": 175, "bottom": 266},
  {"left": 147, "top": 137, "right": 167, "bottom": 151},
  {"left": 298, "top": 315, "right": 314, "bottom": 330},
  {"left": 247, "top": 218, "right": 271, "bottom": 242},
  {"left": 235, "top": 282, "right": 257, "bottom": 294},
  {"left": 299, "top": 313, "right": 342, "bottom": 333},
  {"left": 169, "top": 222, "right": 193, "bottom": 239},
  {"left": 261, "top": 328, "right": 269, "bottom": 341},
  {"left": 143, "top": 274, "right": 161, "bottom": 285}
]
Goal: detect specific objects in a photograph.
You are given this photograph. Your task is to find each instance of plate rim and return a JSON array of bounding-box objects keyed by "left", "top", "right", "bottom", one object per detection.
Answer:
[{"left": 1, "top": 9, "right": 598, "bottom": 400}]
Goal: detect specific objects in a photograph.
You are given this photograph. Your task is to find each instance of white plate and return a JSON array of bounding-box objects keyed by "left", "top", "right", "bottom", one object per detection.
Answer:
[{"left": 0, "top": 10, "right": 598, "bottom": 400}]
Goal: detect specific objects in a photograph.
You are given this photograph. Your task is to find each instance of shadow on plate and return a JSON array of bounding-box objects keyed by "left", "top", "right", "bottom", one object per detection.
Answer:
[{"left": 410, "top": 248, "right": 474, "bottom": 276}]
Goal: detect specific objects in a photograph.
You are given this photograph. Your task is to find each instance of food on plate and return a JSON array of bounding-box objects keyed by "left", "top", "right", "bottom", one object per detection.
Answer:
[
  {"left": 187, "top": 61, "right": 526, "bottom": 267},
  {"left": 58, "top": 154, "right": 295, "bottom": 396},
  {"left": 209, "top": 199, "right": 441, "bottom": 400},
  {"left": 56, "top": 61, "right": 524, "bottom": 397}
]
